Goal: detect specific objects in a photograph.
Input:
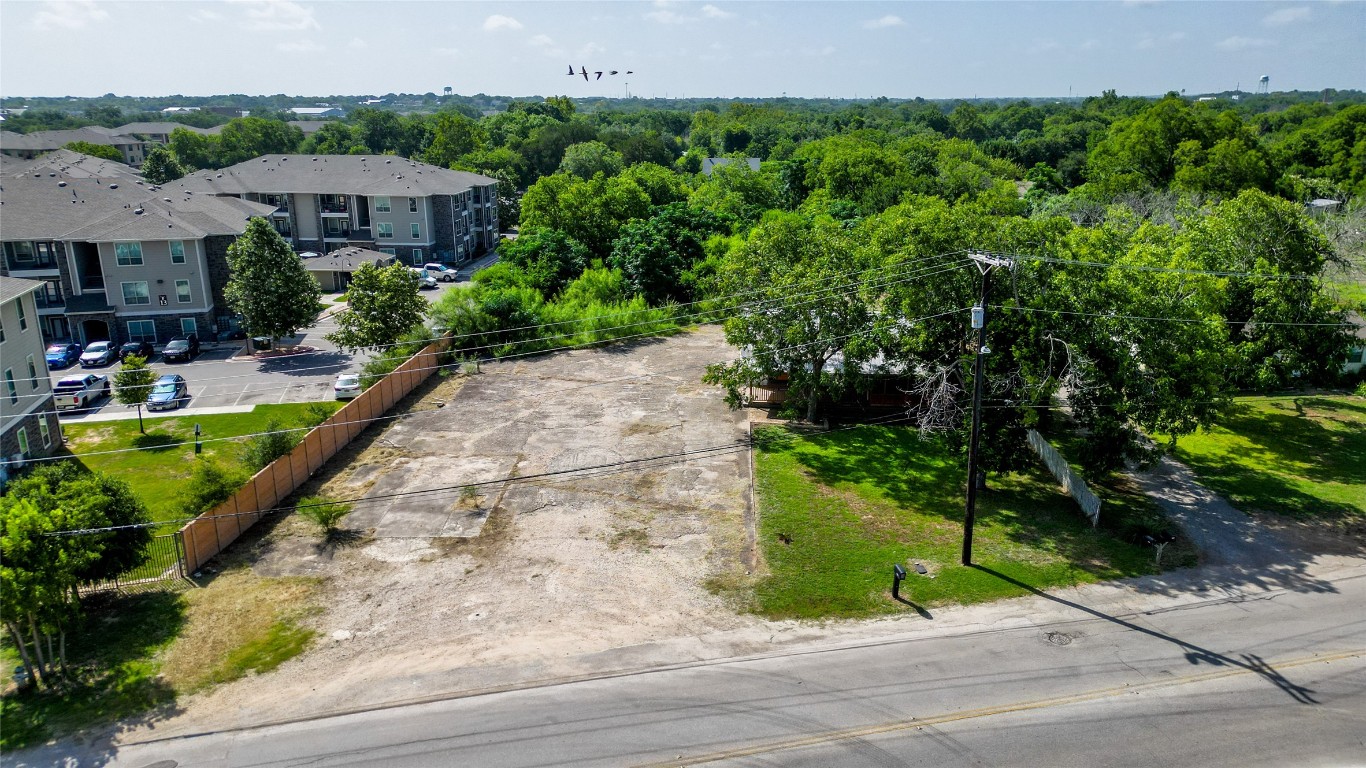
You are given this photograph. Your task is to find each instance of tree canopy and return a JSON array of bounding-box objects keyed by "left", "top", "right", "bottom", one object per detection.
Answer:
[{"left": 224, "top": 218, "right": 322, "bottom": 341}]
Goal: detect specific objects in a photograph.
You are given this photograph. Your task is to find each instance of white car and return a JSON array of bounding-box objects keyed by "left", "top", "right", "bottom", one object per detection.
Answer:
[
  {"left": 410, "top": 268, "right": 438, "bottom": 289},
  {"left": 334, "top": 373, "right": 362, "bottom": 400},
  {"left": 422, "top": 263, "right": 459, "bottom": 282},
  {"left": 79, "top": 341, "right": 118, "bottom": 367}
]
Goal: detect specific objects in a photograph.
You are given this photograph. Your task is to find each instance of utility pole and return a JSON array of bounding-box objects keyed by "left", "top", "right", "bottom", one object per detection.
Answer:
[{"left": 962, "top": 251, "right": 1012, "bottom": 566}]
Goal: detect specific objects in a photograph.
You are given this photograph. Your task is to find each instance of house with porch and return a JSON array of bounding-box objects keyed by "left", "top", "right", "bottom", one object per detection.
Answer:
[{"left": 173, "top": 154, "right": 500, "bottom": 267}]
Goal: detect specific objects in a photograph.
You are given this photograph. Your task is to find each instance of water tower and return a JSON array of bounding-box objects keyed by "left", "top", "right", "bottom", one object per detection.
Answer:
[{"left": 1258, "top": 75, "right": 1270, "bottom": 95}]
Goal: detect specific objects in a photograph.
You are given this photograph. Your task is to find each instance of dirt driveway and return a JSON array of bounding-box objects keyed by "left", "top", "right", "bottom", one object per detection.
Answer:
[{"left": 168, "top": 326, "right": 763, "bottom": 728}]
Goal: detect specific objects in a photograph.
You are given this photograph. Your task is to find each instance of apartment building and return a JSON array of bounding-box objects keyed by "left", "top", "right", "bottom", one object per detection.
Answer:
[
  {"left": 0, "top": 277, "right": 61, "bottom": 484},
  {"left": 174, "top": 154, "right": 500, "bottom": 266},
  {"left": 1, "top": 150, "right": 274, "bottom": 346},
  {"left": 0, "top": 127, "right": 147, "bottom": 165}
]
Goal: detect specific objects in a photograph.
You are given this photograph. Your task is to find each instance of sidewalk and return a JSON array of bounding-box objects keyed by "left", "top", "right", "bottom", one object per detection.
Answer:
[{"left": 60, "top": 404, "right": 258, "bottom": 424}]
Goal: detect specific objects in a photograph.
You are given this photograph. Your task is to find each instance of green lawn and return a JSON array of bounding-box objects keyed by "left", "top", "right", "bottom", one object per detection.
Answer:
[
  {"left": 744, "top": 425, "right": 1193, "bottom": 620},
  {"left": 1168, "top": 395, "right": 1365, "bottom": 525},
  {"left": 59, "top": 402, "right": 339, "bottom": 527}
]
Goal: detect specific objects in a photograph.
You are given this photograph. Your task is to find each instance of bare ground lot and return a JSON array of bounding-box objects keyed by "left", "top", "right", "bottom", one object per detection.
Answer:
[{"left": 150, "top": 326, "right": 767, "bottom": 731}]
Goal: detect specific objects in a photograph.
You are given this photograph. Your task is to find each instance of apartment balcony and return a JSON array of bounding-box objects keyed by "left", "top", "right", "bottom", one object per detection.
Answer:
[
  {"left": 80, "top": 275, "right": 106, "bottom": 291},
  {"left": 5, "top": 257, "right": 59, "bottom": 272},
  {"left": 318, "top": 198, "right": 350, "bottom": 215}
]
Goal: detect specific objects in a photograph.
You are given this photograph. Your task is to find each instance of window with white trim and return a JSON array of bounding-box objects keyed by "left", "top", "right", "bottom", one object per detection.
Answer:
[
  {"left": 16, "top": 427, "right": 29, "bottom": 459},
  {"left": 411, "top": 248, "right": 423, "bottom": 264},
  {"left": 410, "top": 223, "right": 421, "bottom": 239},
  {"left": 377, "top": 222, "right": 394, "bottom": 239},
  {"left": 121, "top": 281, "right": 150, "bottom": 306},
  {"left": 375, "top": 196, "right": 391, "bottom": 213},
  {"left": 16, "top": 297, "right": 27, "bottom": 331},
  {"left": 115, "top": 242, "right": 144, "bottom": 266},
  {"left": 181, "top": 317, "right": 198, "bottom": 336},
  {"left": 26, "top": 355, "right": 37, "bottom": 389},
  {"left": 379, "top": 248, "right": 396, "bottom": 256},
  {"left": 408, "top": 197, "right": 418, "bottom": 213},
  {"left": 127, "top": 320, "right": 156, "bottom": 343},
  {"left": 176, "top": 279, "right": 192, "bottom": 303},
  {"left": 5, "top": 369, "right": 16, "bottom": 405},
  {"left": 170, "top": 240, "right": 186, "bottom": 264},
  {"left": 38, "top": 417, "right": 51, "bottom": 448}
]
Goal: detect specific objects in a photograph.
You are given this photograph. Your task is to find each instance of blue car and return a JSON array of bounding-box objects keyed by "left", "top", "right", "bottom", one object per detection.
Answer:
[
  {"left": 145, "top": 374, "right": 189, "bottom": 411},
  {"left": 44, "top": 343, "right": 82, "bottom": 369}
]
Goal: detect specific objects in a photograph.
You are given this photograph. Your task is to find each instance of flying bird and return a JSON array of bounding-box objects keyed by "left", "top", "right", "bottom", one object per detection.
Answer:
[
  {"left": 595, "top": 71, "right": 604, "bottom": 80},
  {"left": 564, "top": 65, "right": 635, "bottom": 81}
]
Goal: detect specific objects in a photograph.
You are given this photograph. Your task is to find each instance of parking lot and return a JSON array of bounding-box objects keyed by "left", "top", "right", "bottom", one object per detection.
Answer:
[{"left": 50, "top": 273, "right": 475, "bottom": 422}]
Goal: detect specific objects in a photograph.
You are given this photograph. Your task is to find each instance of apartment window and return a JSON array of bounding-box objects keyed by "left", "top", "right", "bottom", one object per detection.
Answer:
[
  {"left": 8, "top": 241, "right": 35, "bottom": 262},
  {"left": 5, "top": 370, "right": 16, "bottom": 405},
  {"left": 176, "top": 279, "right": 192, "bottom": 303},
  {"left": 411, "top": 248, "right": 423, "bottom": 265},
  {"left": 375, "top": 196, "right": 391, "bottom": 213},
  {"left": 26, "top": 355, "right": 37, "bottom": 389},
  {"left": 408, "top": 197, "right": 418, "bottom": 213},
  {"left": 121, "top": 281, "right": 150, "bottom": 306},
  {"left": 16, "top": 298, "right": 27, "bottom": 331},
  {"left": 16, "top": 427, "right": 29, "bottom": 459},
  {"left": 115, "top": 242, "right": 144, "bottom": 266},
  {"left": 181, "top": 318, "right": 198, "bottom": 336},
  {"left": 42, "top": 280, "right": 62, "bottom": 306},
  {"left": 410, "top": 223, "right": 421, "bottom": 239},
  {"left": 377, "top": 222, "right": 394, "bottom": 239},
  {"left": 0, "top": 315, "right": 5, "bottom": 343},
  {"left": 127, "top": 320, "right": 156, "bottom": 343},
  {"left": 38, "top": 417, "right": 51, "bottom": 448},
  {"left": 378, "top": 248, "right": 396, "bottom": 256},
  {"left": 170, "top": 240, "right": 186, "bottom": 264}
]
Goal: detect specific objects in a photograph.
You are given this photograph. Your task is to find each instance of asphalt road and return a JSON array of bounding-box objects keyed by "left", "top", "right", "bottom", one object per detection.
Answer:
[{"left": 76, "top": 562, "right": 1366, "bottom": 768}]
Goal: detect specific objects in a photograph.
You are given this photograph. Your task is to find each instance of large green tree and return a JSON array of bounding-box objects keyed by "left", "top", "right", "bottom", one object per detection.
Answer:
[
  {"left": 141, "top": 144, "right": 185, "bottom": 184},
  {"left": 224, "top": 218, "right": 322, "bottom": 341},
  {"left": 609, "top": 203, "right": 731, "bottom": 304},
  {"left": 558, "top": 141, "right": 624, "bottom": 180},
  {"left": 61, "top": 141, "right": 122, "bottom": 162},
  {"left": 325, "top": 262, "right": 428, "bottom": 352}
]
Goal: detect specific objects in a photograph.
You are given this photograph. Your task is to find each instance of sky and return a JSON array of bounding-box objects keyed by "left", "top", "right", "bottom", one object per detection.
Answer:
[{"left": 1, "top": 0, "right": 1362, "bottom": 100}]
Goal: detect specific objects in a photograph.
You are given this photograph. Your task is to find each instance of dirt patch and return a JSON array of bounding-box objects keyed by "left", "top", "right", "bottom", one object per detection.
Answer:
[{"left": 155, "top": 327, "right": 760, "bottom": 729}]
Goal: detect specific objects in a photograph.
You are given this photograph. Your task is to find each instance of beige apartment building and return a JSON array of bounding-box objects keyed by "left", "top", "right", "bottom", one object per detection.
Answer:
[{"left": 0, "top": 277, "right": 61, "bottom": 485}]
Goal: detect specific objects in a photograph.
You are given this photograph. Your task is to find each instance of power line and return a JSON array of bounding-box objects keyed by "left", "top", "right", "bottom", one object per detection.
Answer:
[
  {"left": 1011, "top": 253, "right": 1347, "bottom": 282},
  {"left": 993, "top": 305, "right": 1359, "bottom": 327}
]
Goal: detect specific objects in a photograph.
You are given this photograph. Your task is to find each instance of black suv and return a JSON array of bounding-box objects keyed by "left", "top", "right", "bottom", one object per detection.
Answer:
[
  {"left": 119, "top": 340, "right": 155, "bottom": 362},
  {"left": 162, "top": 334, "right": 200, "bottom": 363}
]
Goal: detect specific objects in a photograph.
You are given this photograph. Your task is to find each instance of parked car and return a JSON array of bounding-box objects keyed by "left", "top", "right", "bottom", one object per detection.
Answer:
[
  {"left": 145, "top": 374, "right": 189, "bottom": 411},
  {"left": 334, "top": 373, "right": 362, "bottom": 400},
  {"left": 410, "top": 268, "right": 438, "bottom": 289},
  {"left": 119, "top": 340, "right": 156, "bottom": 362},
  {"left": 423, "top": 263, "right": 459, "bottom": 282},
  {"left": 53, "top": 374, "right": 110, "bottom": 410},
  {"left": 79, "top": 341, "right": 118, "bottom": 367},
  {"left": 45, "top": 343, "right": 82, "bottom": 369},
  {"left": 162, "top": 334, "right": 200, "bottom": 362}
]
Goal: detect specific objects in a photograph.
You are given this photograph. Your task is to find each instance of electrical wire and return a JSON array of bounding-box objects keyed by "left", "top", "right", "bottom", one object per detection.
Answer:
[{"left": 992, "top": 304, "right": 1359, "bottom": 327}]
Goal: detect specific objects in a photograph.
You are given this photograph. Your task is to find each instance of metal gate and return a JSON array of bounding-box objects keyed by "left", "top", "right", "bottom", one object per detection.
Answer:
[{"left": 81, "top": 532, "right": 188, "bottom": 594}]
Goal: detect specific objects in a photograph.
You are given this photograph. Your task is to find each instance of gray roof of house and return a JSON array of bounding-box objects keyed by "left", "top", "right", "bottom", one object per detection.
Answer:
[
  {"left": 0, "top": 127, "right": 141, "bottom": 151},
  {"left": 302, "top": 246, "right": 396, "bottom": 273},
  {"left": 114, "top": 122, "right": 213, "bottom": 137},
  {"left": 0, "top": 276, "right": 44, "bottom": 306},
  {"left": 288, "top": 121, "right": 333, "bottom": 135},
  {"left": 174, "top": 154, "right": 498, "bottom": 198},
  {"left": 1, "top": 151, "right": 273, "bottom": 242},
  {"left": 2, "top": 148, "right": 141, "bottom": 179}
]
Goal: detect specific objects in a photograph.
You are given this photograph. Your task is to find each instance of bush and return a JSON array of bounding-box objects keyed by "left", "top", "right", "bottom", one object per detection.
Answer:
[
  {"left": 240, "top": 418, "right": 300, "bottom": 471},
  {"left": 300, "top": 402, "right": 337, "bottom": 429},
  {"left": 1356, "top": 380, "right": 1366, "bottom": 397},
  {"left": 295, "top": 495, "right": 350, "bottom": 535},
  {"left": 180, "top": 458, "right": 249, "bottom": 516}
]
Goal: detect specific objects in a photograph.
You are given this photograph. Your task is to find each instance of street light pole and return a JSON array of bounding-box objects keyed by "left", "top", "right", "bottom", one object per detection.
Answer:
[{"left": 962, "top": 251, "right": 1011, "bottom": 566}]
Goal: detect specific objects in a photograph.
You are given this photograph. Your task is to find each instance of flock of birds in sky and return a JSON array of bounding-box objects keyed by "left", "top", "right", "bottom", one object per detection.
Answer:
[{"left": 567, "top": 65, "right": 634, "bottom": 81}]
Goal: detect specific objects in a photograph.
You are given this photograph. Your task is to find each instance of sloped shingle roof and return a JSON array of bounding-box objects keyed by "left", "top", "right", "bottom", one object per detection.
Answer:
[{"left": 174, "top": 154, "right": 497, "bottom": 198}]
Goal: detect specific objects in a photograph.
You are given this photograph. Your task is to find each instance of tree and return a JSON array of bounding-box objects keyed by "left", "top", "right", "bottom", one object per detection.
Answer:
[
  {"left": 61, "top": 141, "right": 122, "bottom": 162},
  {"left": 609, "top": 203, "right": 731, "bottom": 304},
  {"left": 498, "top": 229, "right": 590, "bottom": 298},
  {"left": 141, "top": 144, "right": 184, "bottom": 184},
  {"left": 113, "top": 354, "right": 157, "bottom": 434},
  {"left": 225, "top": 218, "right": 322, "bottom": 342},
  {"left": 324, "top": 262, "right": 427, "bottom": 352},
  {"left": 558, "top": 141, "right": 625, "bottom": 180},
  {"left": 168, "top": 126, "right": 217, "bottom": 170},
  {"left": 705, "top": 212, "right": 874, "bottom": 423},
  {"left": 422, "top": 112, "right": 486, "bottom": 168},
  {"left": 302, "top": 122, "right": 366, "bottom": 155}
]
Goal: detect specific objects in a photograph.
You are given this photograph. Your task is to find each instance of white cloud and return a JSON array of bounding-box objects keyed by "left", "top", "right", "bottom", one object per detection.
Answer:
[
  {"left": 241, "top": 1, "right": 319, "bottom": 32},
  {"left": 483, "top": 14, "right": 523, "bottom": 31},
  {"left": 348, "top": 37, "right": 367, "bottom": 49},
  {"left": 577, "top": 42, "right": 607, "bottom": 58},
  {"left": 701, "top": 4, "right": 734, "bottom": 19},
  {"left": 1262, "top": 6, "right": 1310, "bottom": 25},
  {"left": 1217, "top": 36, "right": 1276, "bottom": 50},
  {"left": 863, "top": 14, "right": 904, "bottom": 29},
  {"left": 276, "top": 39, "right": 324, "bottom": 53},
  {"left": 528, "top": 34, "right": 565, "bottom": 58},
  {"left": 645, "top": 8, "right": 689, "bottom": 24},
  {"left": 31, "top": 1, "right": 109, "bottom": 31}
]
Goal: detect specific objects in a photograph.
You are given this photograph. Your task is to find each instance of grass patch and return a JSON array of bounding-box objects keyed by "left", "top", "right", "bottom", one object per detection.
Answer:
[
  {"left": 0, "top": 591, "right": 184, "bottom": 751},
  {"left": 60, "top": 402, "right": 341, "bottom": 529},
  {"left": 739, "top": 425, "right": 1193, "bottom": 621},
  {"left": 1166, "top": 395, "right": 1365, "bottom": 525}
]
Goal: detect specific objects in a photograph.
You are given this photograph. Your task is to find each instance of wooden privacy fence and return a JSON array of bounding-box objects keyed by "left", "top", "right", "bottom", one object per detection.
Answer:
[{"left": 179, "top": 338, "right": 449, "bottom": 574}]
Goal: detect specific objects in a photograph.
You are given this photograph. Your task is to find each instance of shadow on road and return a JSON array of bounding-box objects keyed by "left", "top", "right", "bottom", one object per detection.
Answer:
[{"left": 971, "top": 564, "right": 1319, "bottom": 704}]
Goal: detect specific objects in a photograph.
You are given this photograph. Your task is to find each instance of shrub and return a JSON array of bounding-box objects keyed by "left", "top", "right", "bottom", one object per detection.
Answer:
[
  {"left": 300, "top": 402, "right": 336, "bottom": 429},
  {"left": 295, "top": 495, "right": 351, "bottom": 535},
  {"left": 240, "top": 418, "right": 300, "bottom": 471},
  {"left": 180, "top": 458, "right": 249, "bottom": 516}
]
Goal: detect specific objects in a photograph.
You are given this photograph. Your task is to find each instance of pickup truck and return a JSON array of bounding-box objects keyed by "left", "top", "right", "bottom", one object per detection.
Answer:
[{"left": 53, "top": 374, "right": 111, "bottom": 410}]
